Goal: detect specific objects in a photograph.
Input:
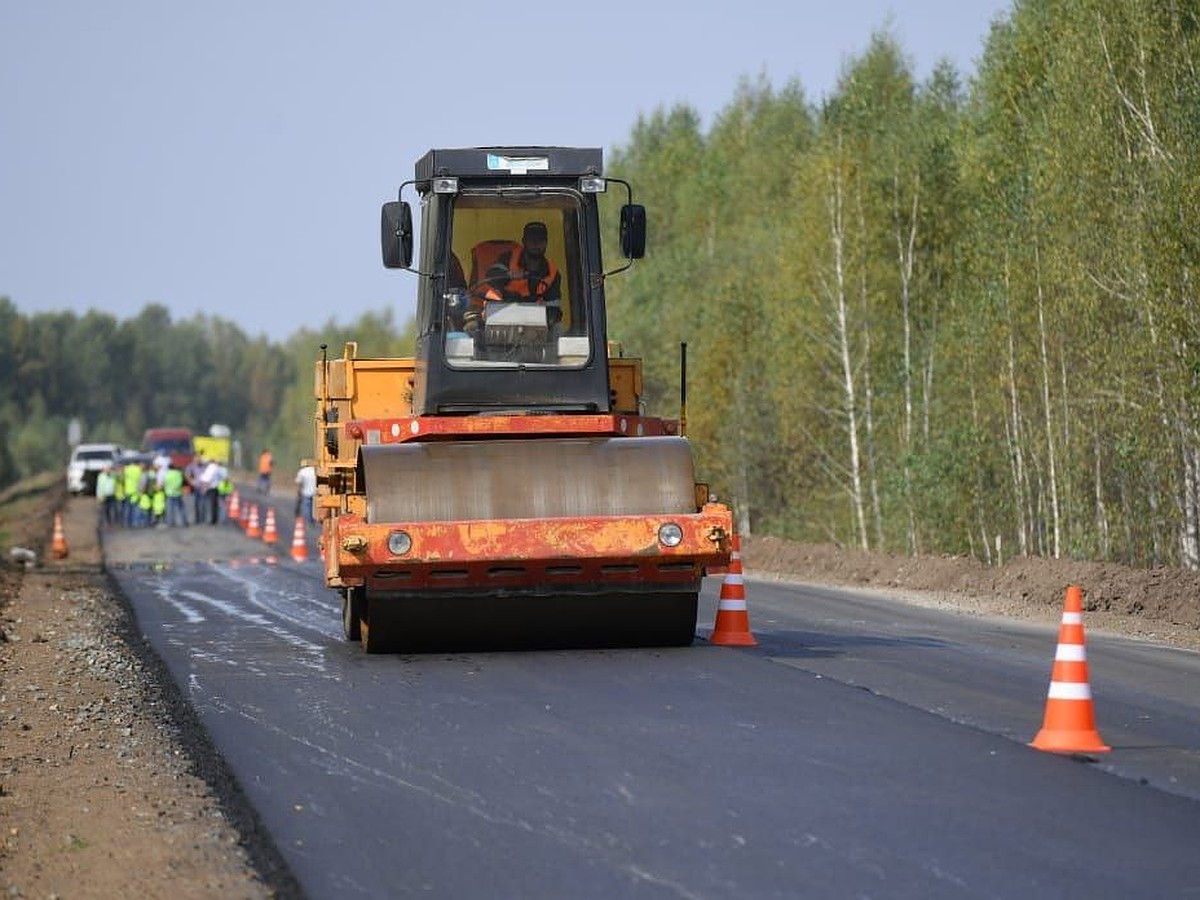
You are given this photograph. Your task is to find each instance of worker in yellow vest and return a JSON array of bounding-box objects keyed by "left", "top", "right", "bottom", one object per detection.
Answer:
[
  {"left": 122, "top": 459, "right": 143, "bottom": 527},
  {"left": 95, "top": 465, "right": 118, "bottom": 528},
  {"left": 151, "top": 485, "right": 166, "bottom": 526},
  {"left": 163, "top": 465, "right": 187, "bottom": 527},
  {"left": 217, "top": 472, "right": 233, "bottom": 524},
  {"left": 113, "top": 469, "right": 126, "bottom": 511},
  {"left": 138, "top": 485, "right": 153, "bottom": 527}
]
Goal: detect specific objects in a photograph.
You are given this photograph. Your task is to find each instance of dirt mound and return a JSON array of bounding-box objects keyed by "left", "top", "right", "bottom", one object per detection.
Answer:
[{"left": 744, "top": 536, "right": 1200, "bottom": 633}]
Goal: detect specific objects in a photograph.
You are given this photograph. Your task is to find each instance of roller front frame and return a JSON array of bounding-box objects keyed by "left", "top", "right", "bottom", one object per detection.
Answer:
[{"left": 325, "top": 504, "right": 732, "bottom": 596}]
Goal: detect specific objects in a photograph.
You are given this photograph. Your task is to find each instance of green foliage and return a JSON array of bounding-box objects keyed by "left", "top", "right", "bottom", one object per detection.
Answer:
[
  {"left": 0, "top": 298, "right": 416, "bottom": 485},
  {"left": 607, "top": 1, "right": 1200, "bottom": 566}
]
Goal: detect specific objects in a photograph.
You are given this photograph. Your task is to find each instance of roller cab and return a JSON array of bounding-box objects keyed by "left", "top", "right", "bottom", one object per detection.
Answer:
[{"left": 316, "top": 147, "right": 732, "bottom": 651}]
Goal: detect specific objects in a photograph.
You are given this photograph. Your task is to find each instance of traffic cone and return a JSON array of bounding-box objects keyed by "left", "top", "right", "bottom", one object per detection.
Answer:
[
  {"left": 246, "top": 504, "right": 261, "bottom": 539},
  {"left": 50, "top": 511, "right": 69, "bottom": 559},
  {"left": 709, "top": 533, "right": 757, "bottom": 647},
  {"left": 262, "top": 506, "right": 278, "bottom": 544},
  {"left": 290, "top": 517, "right": 308, "bottom": 562},
  {"left": 227, "top": 490, "right": 240, "bottom": 524},
  {"left": 1030, "top": 585, "right": 1110, "bottom": 754}
]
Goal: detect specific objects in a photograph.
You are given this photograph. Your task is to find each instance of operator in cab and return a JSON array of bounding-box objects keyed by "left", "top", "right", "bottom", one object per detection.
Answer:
[
  {"left": 496, "top": 220, "right": 561, "bottom": 309},
  {"left": 463, "top": 221, "right": 563, "bottom": 335}
]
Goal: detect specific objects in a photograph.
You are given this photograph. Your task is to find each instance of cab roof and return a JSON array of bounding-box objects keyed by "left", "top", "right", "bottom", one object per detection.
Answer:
[{"left": 415, "top": 147, "right": 603, "bottom": 181}]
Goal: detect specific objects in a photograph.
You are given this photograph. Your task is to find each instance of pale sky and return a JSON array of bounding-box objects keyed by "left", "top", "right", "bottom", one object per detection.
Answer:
[{"left": 1, "top": 1, "right": 1011, "bottom": 342}]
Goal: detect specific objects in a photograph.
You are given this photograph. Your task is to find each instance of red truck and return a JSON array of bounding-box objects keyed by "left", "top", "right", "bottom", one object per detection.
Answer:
[{"left": 141, "top": 427, "right": 195, "bottom": 470}]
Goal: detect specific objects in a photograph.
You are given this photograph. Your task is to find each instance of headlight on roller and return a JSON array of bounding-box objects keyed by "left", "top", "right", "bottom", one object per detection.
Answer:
[
  {"left": 658, "top": 523, "right": 684, "bottom": 548},
  {"left": 386, "top": 530, "right": 412, "bottom": 556}
]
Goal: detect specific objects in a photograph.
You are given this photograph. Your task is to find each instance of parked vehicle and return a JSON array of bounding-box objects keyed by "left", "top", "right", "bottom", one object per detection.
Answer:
[
  {"left": 193, "top": 424, "right": 233, "bottom": 465},
  {"left": 141, "top": 427, "right": 195, "bottom": 470},
  {"left": 66, "top": 442, "right": 124, "bottom": 495}
]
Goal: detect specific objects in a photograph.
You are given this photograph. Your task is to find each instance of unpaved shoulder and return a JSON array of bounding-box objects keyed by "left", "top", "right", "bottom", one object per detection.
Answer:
[{"left": 0, "top": 497, "right": 294, "bottom": 899}]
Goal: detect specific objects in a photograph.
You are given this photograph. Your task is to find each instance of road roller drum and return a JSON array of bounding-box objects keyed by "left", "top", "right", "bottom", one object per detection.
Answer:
[{"left": 361, "top": 437, "right": 698, "bottom": 524}]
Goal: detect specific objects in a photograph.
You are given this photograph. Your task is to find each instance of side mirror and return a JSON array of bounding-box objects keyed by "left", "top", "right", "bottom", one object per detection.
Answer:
[
  {"left": 620, "top": 203, "right": 647, "bottom": 259},
  {"left": 381, "top": 201, "right": 414, "bottom": 269}
]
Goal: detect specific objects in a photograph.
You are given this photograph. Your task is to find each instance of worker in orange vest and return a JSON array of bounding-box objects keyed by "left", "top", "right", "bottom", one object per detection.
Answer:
[
  {"left": 495, "top": 221, "right": 561, "bottom": 311},
  {"left": 257, "top": 449, "right": 273, "bottom": 493}
]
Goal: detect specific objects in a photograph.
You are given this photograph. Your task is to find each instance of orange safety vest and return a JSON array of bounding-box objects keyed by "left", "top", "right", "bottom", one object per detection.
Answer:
[
  {"left": 258, "top": 451, "right": 273, "bottom": 475},
  {"left": 499, "top": 250, "right": 559, "bottom": 303}
]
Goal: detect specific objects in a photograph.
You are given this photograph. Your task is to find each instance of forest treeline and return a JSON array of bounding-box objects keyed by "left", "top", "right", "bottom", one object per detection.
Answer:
[
  {"left": 0, "top": 298, "right": 413, "bottom": 488},
  {"left": 607, "top": 0, "right": 1200, "bottom": 569},
  {"left": 3, "top": 0, "right": 1197, "bottom": 568}
]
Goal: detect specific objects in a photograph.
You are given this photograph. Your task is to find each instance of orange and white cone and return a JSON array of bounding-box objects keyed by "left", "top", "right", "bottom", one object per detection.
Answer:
[
  {"left": 246, "top": 504, "right": 262, "bottom": 539},
  {"left": 709, "top": 534, "right": 757, "bottom": 647},
  {"left": 262, "top": 506, "right": 278, "bottom": 544},
  {"left": 1030, "top": 585, "right": 1110, "bottom": 754},
  {"left": 50, "top": 511, "right": 69, "bottom": 559},
  {"left": 290, "top": 517, "right": 308, "bottom": 563},
  {"left": 227, "top": 490, "right": 241, "bottom": 524}
]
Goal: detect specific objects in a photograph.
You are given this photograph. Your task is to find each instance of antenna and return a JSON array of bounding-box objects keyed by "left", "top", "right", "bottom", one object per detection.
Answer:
[{"left": 679, "top": 342, "right": 687, "bottom": 437}]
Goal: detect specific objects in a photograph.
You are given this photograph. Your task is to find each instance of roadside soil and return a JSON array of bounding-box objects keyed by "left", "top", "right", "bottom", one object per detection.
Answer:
[
  {"left": 0, "top": 486, "right": 291, "bottom": 900},
  {"left": 747, "top": 535, "right": 1200, "bottom": 651},
  {"left": 1, "top": 483, "right": 1198, "bottom": 897}
]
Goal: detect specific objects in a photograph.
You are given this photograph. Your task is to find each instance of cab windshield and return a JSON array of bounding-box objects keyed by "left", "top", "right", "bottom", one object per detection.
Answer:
[{"left": 441, "top": 192, "right": 589, "bottom": 370}]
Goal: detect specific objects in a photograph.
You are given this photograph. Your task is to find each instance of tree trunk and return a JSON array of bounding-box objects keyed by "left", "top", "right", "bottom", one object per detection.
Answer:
[
  {"left": 1093, "top": 422, "right": 1110, "bottom": 560},
  {"left": 1003, "top": 272, "right": 1030, "bottom": 557},
  {"left": 826, "top": 154, "right": 869, "bottom": 550},
  {"left": 894, "top": 171, "right": 920, "bottom": 554},
  {"left": 1034, "top": 244, "right": 1063, "bottom": 558},
  {"left": 858, "top": 182, "right": 883, "bottom": 550}
]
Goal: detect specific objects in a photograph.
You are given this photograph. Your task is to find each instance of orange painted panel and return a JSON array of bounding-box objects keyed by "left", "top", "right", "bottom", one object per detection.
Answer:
[
  {"left": 345, "top": 414, "right": 678, "bottom": 444},
  {"left": 328, "top": 508, "right": 732, "bottom": 591}
]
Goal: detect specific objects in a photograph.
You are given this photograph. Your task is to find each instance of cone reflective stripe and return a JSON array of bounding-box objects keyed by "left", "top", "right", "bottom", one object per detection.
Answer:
[
  {"left": 227, "top": 490, "right": 241, "bottom": 523},
  {"left": 719, "top": 571, "right": 744, "bottom": 604},
  {"left": 290, "top": 517, "right": 308, "bottom": 562},
  {"left": 709, "top": 533, "right": 757, "bottom": 647},
  {"left": 262, "top": 506, "right": 278, "bottom": 544},
  {"left": 246, "top": 504, "right": 262, "bottom": 539},
  {"left": 50, "top": 512, "right": 69, "bottom": 559},
  {"left": 1030, "top": 585, "right": 1110, "bottom": 754}
]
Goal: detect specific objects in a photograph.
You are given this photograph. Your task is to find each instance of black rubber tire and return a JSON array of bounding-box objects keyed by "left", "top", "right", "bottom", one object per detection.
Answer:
[
  {"left": 659, "top": 592, "right": 699, "bottom": 647},
  {"left": 359, "top": 592, "right": 394, "bottom": 653},
  {"left": 355, "top": 590, "right": 698, "bottom": 652},
  {"left": 341, "top": 588, "right": 363, "bottom": 642}
]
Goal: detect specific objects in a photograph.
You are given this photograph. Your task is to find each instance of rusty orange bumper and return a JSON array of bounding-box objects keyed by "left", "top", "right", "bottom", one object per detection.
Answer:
[{"left": 326, "top": 504, "right": 732, "bottom": 593}]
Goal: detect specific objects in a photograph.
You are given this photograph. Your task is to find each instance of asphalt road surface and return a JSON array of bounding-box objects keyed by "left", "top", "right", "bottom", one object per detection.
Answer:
[{"left": 104, "top": 510, "right": 1200, "bottom": 899}]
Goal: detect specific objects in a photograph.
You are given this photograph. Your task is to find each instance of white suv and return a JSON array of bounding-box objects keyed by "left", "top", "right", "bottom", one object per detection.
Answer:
[{"left": 66, "top": 443, "right": 124, "bottom": 495}]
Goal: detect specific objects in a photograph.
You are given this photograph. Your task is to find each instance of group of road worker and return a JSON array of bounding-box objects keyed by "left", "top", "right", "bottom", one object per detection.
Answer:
[
  {"left": 92, "top": 447, "right": 318, "bottom": 530},
  {"left": 93, "top": 453, "right": 239, "bottom": 528}
]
